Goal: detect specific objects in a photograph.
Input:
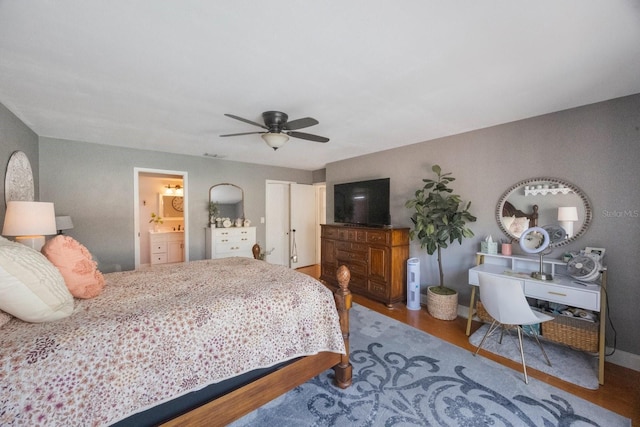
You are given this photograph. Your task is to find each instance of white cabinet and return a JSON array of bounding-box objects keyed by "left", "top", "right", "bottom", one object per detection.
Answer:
[
  {"left": 205, "top": 226, "right": 256, "bottom": 259},
  {"left": 150, "top": 232, "right": 184, "bottom": 265}
]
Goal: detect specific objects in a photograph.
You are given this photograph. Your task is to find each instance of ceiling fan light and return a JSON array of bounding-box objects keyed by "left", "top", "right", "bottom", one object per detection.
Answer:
[{"left": 261, "top": 132, "right": 289, "bottom": 150}]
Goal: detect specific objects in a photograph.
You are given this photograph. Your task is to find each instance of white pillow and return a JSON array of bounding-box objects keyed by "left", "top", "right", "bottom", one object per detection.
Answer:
[
  {"left": 509, "top": 217, "right": 530, "bottom": 238},
  {"left": 502, "top": 216, "right": 515, "bottom": 232},
  {"left": 0, "top": 236, "right": 74, "bottom": 322}
]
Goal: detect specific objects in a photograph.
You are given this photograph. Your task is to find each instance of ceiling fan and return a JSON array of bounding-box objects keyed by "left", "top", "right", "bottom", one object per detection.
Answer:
[{"left": 220, "top": 111, "right": 329, "bottom": 150}]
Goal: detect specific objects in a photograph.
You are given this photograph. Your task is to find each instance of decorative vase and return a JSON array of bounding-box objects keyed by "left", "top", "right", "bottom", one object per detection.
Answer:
[
  {"left": 153, "top": 223, "right": 160, "bottom": 232},
  {"left": 426, "top": 286, "right": 458, "bottom": 320}
]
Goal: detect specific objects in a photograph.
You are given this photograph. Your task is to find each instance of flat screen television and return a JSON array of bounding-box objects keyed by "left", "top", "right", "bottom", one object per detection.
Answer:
[{"left": 334, "top": 178, "right": 391, "bottom": 227}]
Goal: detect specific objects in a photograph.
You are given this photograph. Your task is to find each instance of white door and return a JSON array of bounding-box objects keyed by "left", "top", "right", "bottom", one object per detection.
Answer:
[
  {"left": 290, "top": 183, "right": 317, "bottom": 268},
  {"left": 266, "top": 181, "right": 291, "bottom": 266}
]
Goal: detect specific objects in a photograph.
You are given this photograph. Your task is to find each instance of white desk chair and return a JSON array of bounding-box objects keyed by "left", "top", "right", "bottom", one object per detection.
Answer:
[{"left": 473, "top": 272, "right": 554, "bottom": 384}]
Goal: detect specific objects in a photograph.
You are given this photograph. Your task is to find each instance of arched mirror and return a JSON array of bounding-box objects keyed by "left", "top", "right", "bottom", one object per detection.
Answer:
[
  {"left": 496, "top": 177, "right": 592, "bottom": 248},
  {"left": 209, "top": 183, "right": 244, "bottom": 221}
]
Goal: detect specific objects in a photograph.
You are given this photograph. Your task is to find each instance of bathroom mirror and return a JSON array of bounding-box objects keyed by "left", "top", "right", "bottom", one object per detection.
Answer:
[
  {"left": 496, "top": 177, "right": 592, "bottom": 248},
  {"left": 159, "top": 195, "right": 184, "bottom": 219},
  {"left": 209, "top": 183, "right": 244, "bottom": 219}
]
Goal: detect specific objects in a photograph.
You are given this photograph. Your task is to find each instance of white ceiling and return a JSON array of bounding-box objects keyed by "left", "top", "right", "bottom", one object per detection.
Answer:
[{"left": 1, "top": 1, "right": 639, "bottom": 171}]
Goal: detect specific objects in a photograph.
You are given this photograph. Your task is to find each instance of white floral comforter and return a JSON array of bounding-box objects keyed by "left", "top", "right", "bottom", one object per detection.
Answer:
[{"left": 0, "top": 258, "right": 345, "bottom": 426}]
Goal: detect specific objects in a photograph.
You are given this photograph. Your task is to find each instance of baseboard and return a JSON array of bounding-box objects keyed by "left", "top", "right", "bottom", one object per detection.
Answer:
[{"left": 437, "top": 299, "right": 640, "bottom": 373}]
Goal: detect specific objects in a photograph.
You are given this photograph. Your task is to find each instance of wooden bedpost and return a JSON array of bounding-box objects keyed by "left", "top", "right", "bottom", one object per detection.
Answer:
[{"left": 333, "top": 264, "right": 353, "bottom": 389}]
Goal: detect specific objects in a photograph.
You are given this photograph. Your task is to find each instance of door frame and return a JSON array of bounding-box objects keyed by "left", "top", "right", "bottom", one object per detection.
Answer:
[{"left": 134, "top": 167, "right": 189, "bottom": 269}]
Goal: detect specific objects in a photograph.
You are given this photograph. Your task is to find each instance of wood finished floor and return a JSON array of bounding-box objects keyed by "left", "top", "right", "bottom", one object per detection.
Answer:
[{"left": 297, "top": 264, "right": 640, "bottom": 425}]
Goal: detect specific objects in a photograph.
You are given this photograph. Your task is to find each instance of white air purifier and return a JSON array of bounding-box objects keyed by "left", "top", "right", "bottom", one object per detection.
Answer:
[{"left": 406, "top": 258, "right": 421, "bottom": 310}]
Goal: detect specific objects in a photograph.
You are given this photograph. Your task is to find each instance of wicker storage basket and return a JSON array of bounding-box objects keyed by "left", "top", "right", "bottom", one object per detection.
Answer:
[
  {"left": 476, "top": 301, "right": 599, "bottom": 353},
  {"left": 426, "top": 287, "right": 458, "bottom": 320},
  {"left": 542, "top": 314, "right": 599, "bottom": 353},
  {"left": 475, "top": 301, "right": 494, "bottom": 323}
]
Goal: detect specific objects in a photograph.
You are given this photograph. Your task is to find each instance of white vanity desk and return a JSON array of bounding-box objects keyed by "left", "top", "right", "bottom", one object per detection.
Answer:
[{"left": 466, "top": 252, "right": 607, "bottom": 385}]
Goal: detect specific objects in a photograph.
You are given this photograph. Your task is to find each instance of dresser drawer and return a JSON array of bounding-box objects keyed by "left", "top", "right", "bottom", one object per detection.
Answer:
[
  {"left": 368, "top": 280, "right": 388, "bottom": 298},
  {"left": 366, "top": 230, "right": 389, "bottom": 244},
  {"left": 336, "top": 241, "right": 368, "bottom": 252},
  {"left": 216, "top": 242, "right": 249, "bottom": 253},
  {"left": 338, "top": 261, "right": 366, "bottom": 276},
  {"left": 337, "top": 250, "right": 367, "bottom": 262},
  {"left": 323, "top": 227, "right": 339, "bottom": 239},
  {"left": 524, "top": 281, "right": 599, "bottom": 311}
]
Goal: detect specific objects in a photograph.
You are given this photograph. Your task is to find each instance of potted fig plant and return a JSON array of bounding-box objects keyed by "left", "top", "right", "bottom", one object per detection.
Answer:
[
  {"left": 405, "top": 165, "right": 476, "bottom": 320},
  {"left": 208, "top": 202, "right": 219, "bottom": 227}
]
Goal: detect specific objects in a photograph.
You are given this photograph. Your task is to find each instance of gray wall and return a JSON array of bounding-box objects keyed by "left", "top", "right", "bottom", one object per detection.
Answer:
[
  {"left": 38, "top": 138, "right": 313, "bottom": 272},
  {"left": 327, "top": 93, "right": 640, "bottom": 356},
  {"left": 0, "top": 103, "right": 39, "bottom": 227}
]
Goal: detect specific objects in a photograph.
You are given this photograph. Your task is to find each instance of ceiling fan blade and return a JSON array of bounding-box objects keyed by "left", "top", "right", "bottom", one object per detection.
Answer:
[
  {"left": 283, "top": 117, "right": 319, "bottom": 131},
  {"left": 288, "top": 131, "right": 329, "bottom": 143},
  {"left": 224, "top": 114, "right": 268, "bottom": 130},
  {"left": 220, "top": 131, "right": 265, "bottom": 137}
]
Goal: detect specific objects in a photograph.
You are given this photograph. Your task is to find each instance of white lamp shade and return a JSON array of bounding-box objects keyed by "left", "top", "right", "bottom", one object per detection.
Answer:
[
  {"left": 3, "top": 201, "right": 57, "bottom": 236},
  {"left": 557, "top": 206, "right": 578, "bottom": 221},
  {"left": 55, "top": 215, "right": 74, "bottom": 231},
  {"left": 261, "top": 132, "right": 289, "bottom": 149}
]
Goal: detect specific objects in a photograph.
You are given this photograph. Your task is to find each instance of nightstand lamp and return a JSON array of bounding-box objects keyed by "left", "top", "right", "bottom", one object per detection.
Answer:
[
  {"left": 55, "top": 215, "right": 74, "bottom": 235},
  {"left": 2, "top": 201, "right": 57, "bottom": 251}
]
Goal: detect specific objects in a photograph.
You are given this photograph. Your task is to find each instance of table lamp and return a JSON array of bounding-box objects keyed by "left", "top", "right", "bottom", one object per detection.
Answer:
[
  {"left": 55, "top": 215, "right": 74, "bottom": 234},
  {"left": 558, "top": 206, "right": 578, "bottom": 238},
  {"left": 2, "top": 201, "right": 57, "bottom": 250}
]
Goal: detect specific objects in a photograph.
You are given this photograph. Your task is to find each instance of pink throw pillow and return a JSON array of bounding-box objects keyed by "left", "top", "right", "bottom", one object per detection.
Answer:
[{"left": 41, "top": 236, "right": 105, "bottom": 299}]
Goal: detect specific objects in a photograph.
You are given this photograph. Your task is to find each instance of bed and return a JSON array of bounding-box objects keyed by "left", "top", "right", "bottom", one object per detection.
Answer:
[
  {"left": 500, "top": 200, "right": 539, "bottom": 238},
  {"left": 0, "top": 251, "right": 352, "bottom": 426}
]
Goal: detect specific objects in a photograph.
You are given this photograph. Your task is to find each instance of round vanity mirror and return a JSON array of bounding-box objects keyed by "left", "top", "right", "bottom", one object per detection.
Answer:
[
  {"left": 519, "top": 226, "right": 550, "bottom": 254},
  {"left": 209, "top": 183, "right": 244, "bottom": 220},
  {"left": 496, "top": 177, "right": 592, "bottom": 248},
  {"left": 519, "top": 226, "right": 553, "bottom": 280}
]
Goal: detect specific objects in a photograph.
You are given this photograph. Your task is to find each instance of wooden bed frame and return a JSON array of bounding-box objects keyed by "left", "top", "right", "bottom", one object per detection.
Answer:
[
  {"left": 502, "top": 200, "right": 538, "bottom": 227},
  {"left": 161, "top": 252, "right": 353, "bottom": 426}
]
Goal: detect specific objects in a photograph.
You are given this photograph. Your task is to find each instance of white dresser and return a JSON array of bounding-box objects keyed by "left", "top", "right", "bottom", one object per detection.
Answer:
[
  {"left": 149, "top": 232, "right": 185, "bottom": 264},
  {"left": 205, "top": 226, "right": 256, "bottom": 259}
]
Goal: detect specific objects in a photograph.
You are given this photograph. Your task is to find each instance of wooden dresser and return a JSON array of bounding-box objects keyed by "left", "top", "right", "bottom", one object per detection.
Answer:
[{"left": 320, "top": 224, "right": 409, "bottom": 307}]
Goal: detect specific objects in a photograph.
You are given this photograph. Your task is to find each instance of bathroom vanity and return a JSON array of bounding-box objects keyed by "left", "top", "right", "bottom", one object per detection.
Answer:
[{"left": 149, "top": 231, "right": 185, "bottom": 264}]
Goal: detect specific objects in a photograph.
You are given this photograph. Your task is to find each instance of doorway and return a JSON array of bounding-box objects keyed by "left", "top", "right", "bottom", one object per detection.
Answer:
[
  {"left": 134, "top": 168, "right": 189, "bottom": 269},
  {"left": 265, "top": 181, "right": 324, "bottom": 268}
]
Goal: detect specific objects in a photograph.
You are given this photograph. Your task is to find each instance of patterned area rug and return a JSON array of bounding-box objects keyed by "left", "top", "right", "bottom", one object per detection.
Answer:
[
  {"left": 231, "top": 303, "right": 629, "bottom": 427},
  {"left": 469, "top": 323, "right": 599, "bottom": 390}
]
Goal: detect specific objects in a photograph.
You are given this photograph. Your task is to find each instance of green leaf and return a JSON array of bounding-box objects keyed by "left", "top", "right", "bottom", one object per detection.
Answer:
[{"left": 406, "top": 164, "right": 476, "bottom": 288}]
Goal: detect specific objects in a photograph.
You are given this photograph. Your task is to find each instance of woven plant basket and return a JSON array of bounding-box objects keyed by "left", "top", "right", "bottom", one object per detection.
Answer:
[
  {"left": 542, "top": 314, "right": 599, "bottom": 353},
  {"left": 426, "top": 286, "right": 458, "bottom": 320}
]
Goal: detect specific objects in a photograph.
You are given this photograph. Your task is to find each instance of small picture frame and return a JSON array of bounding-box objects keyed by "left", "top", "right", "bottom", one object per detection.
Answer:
[{"left": 585, "top": 247, "right": 606, "bottom": 260}]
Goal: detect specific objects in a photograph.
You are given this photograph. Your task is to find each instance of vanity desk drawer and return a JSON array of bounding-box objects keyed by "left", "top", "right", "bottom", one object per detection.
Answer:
[{"left": 524, "top": 281, "right": 599, "bottom": 311}]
